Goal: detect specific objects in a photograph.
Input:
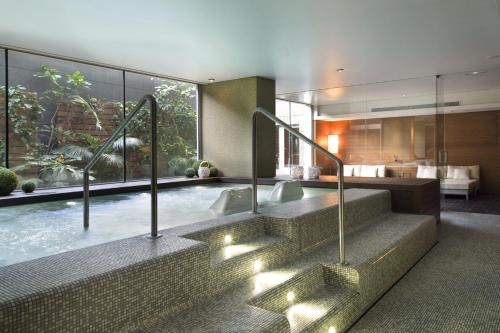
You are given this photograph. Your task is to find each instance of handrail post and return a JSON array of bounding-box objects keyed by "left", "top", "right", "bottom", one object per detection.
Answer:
[
  {"left": 83, "top": 171, "right": 90, "bottom": 229},
  {"left": 83, "top": 94, "right": 161, "bottom": 239},
  {"left": 149, "top": 96, "right": 160, "bottom": 238},
  {"left": 337, "top": 161, "right": 345, "bottom": 265},
  {"left": 252, "top": 112, "right": 258, "bottom": 213},
  {"left": 252, "top": 107, "right": 347, "bottom": 266}
]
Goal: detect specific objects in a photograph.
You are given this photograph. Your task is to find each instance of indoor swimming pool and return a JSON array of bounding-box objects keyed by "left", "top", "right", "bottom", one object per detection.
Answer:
[{"left": 0, "top": 183, "right": 333, "bottom": 266}]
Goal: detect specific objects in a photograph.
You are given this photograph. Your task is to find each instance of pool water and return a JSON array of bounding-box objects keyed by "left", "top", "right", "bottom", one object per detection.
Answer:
[{"left": 0, "top": 183, "right": 333, "bottom": 266}]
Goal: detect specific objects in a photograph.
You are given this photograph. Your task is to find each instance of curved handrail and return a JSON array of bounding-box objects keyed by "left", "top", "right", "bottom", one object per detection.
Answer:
[
  {"left": 252, "top": 107, "right": 346, "bottom": 265},
  {"left": 83, "top": 94, "right": 161, "bottom": 239}
]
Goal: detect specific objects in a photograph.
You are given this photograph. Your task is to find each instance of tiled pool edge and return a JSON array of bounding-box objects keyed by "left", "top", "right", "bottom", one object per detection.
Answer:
[
  {"left": 0, "top": 189, "right": 436, "bottom": 333},
  {"left": 0, "top": 176, "right": 439, "bottom": 224}
]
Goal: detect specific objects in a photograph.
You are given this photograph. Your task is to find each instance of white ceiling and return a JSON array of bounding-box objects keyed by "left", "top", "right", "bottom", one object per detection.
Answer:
[{"left": 1, "top": 0, "right": 500, "bottom": 95}]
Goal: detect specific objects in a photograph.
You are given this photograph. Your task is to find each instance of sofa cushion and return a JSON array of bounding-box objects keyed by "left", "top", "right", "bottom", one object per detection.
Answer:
[
  {"left": 453, "top": 168, "right": 470, "bottom": 180},
  {"left": 360, "top": 165, "right": 378, "bottom": 177},
  {"left": 417, "top": 165, "right": 437, "bottom": 179},
  {"left": 446, "top": 165, "right": 480, "bottom": 180},
  {"left": 345, "top": 165, "right": 362, "bottom": 177},
  {"left": 440, "top": 179, "right": 479, "bottom": 190},
  {"left": 469, "top": 165, "right": 480, "bottom": 179},
  {"left": 343, "top": 165, "right": 358, "bottom": 177},
  {"left": 376, "top": 165, "right": 386, "bottom": 177}
]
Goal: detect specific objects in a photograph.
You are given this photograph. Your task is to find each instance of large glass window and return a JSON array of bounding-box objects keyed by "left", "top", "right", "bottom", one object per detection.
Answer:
[
  {"left": 1, "top": 49, "right": 199, "bottom": 190},
  {"left": 8, "top": 51, "right": 124, "bottom": 188},
  {"left": 125, "top": 72, "right": 198, "bottom": 180},
  {"left": 275, "top": 100, "right": 312, "bottom": 176}
]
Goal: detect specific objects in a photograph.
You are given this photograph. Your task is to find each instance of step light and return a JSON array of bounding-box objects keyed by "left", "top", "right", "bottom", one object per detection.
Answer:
[{"left": 253, "top": 259, "right": 263, "bottom": 273}]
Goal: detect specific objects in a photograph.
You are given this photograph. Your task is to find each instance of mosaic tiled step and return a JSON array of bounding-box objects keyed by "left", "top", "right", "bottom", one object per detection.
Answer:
[
  {"left": 248, "top": 264, "right": 359, "bottom": 333},
  {"left": 135, "top": 303, "right": 290, "bottom": 333},
  {"left": 283, "top": 286, "right": 357, "bottom": 333},
  {"left": 211, "top": 235, "right": 286, "bottom": 265}
]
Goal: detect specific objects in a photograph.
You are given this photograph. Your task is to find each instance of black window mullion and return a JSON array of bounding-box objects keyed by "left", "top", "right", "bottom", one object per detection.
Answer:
[
  {"left": 4, "top": 49, "right": 9, "bottom": 168},
  {"left": 122, "top": 70, "right": 127, "bottom": 182}
]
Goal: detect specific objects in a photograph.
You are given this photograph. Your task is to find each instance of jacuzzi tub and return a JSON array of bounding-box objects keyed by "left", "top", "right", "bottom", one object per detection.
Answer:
[{"left": 0, "top": 183, "right": 333, "bottom": 266}]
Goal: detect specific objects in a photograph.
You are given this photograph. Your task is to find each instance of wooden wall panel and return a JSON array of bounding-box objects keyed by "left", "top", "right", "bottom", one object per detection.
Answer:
[
  {"left": 445, "top": 112, "right": 497, "bottom": 147},
  {"left": 444, "top": 111, "right": 500, "bottom": 194},
  {"left": 315, "top": 111, "right": 500, "bottom": 194}
]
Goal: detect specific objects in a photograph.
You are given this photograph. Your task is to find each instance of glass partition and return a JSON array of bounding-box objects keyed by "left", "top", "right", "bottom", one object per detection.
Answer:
[
  {"left": 281, "top": 76, "right": 438, "bottom": 177},
  {"left": 438, "top": 68, "right": 500, "bottom": 193},
  {"left": 275, "top": 100, "right": 312, "bottom": 176}
]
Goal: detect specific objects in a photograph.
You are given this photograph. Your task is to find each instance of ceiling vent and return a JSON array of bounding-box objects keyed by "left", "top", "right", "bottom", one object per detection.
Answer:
[
  {"left": 371, "top": 101, "right": 460, "bottom": 113},
  {"left": 350, "top": 123, "right": 382, "bottom": 131}
]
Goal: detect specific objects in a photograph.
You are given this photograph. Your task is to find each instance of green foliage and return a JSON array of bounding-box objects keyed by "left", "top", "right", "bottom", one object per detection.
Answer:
[
  {"left": 0, "top": 167, "right": 18, "bottom": 196},
  {"left": 126, "top": 79, "right": 198, "bottom": 167},
  {"left": 168, "top": 157, "right": 196, "bottom": 176},
  {"left": 11, "top": 65, "right": 111, "bottom": 186},
  {"left": 209, "top": 167, "right": 219, "bottom": 177},
  {"left": 14, "top": 153, "right": 89, "bottom": 186},
  {"left": 185, "top": 167, "right": 195, "bottom": 178},
  {"left": 21, "top": 181, "right": 36, "bottom": 193},
  {"left": 5, "top": 64, "right": 198, "bottom": 188},
  {"left": 192, "top": 160, "right": 203, "bottom": 172},
  {"left": 199, "top": 160, "right": 210, "bottom": 168},
  {"left": 6, "top": 85, "right": 46, "bottom": 152},
  {"left": 34, "top": 65, "right": 90, "bottom": 101}
]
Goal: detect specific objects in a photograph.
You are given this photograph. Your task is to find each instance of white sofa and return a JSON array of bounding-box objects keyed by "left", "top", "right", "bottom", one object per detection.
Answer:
[
  {"left": 441, "top": 165, "right": 480, "bottom": 200},
  {"left": 343, "top": 165, "right": 386, "bottom": 178},
  {"left": 417, "top": 165, "right": 480, "bottom": 200}
]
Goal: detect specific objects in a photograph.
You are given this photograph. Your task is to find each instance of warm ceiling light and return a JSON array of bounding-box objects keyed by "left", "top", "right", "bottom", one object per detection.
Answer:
[
  {"left": 328, "top": 134, "right": 339, "bottom": 154},
  {"left": 208, "top": 78, "right": 215, "bottom": 83},
  {"left": 287, "top": 291, "right": 295, "bottom": 302},
  {"left": 402, "top": 93, "right": 407, "bottom": 97},
  {"left": 336, "top": 68, "right": 345, "bottom": 73},
  {"left": 224, "top": 234, "right": 232, "bottom": 244}
]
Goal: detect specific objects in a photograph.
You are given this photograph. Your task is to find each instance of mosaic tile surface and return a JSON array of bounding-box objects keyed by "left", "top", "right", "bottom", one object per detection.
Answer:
[
  {"left": 349, "top": 211, "right": 500, "bottom": 333},
  {"left": 133, "top": 211, "right": 436, "bottom": 333},
  {"left": 0, "top": 188, "right": 437, "bottom": 333}
]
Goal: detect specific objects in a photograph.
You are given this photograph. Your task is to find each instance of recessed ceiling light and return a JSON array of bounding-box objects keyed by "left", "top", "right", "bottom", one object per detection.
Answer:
[
  {"left": 402, "top": 93, "right": 407, "bottom": 97},
  {"left": 208, "top": 78, "right": 215, "bottom": 83},
  {"left": 336, "top": 68, "right": 345, "bottom": 73}
]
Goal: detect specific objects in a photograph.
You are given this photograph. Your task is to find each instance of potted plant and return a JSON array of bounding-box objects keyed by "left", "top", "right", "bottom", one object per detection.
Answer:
[{"left": 198, "top": 161, "right": 211, "bottom": 178}]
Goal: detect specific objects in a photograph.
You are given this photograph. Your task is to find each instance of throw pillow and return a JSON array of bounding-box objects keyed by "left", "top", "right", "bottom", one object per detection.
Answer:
[{"left": 454, "top": 168, "right": 470, "bottom": 180}]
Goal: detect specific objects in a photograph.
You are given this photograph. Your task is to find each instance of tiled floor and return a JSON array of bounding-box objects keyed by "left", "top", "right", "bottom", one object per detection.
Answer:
[
  {"left": 441, "top": 194, "right": 500, "bottom": 215},
  {"left": 348, "top": 211, "right": 500, "bottom": 333}
]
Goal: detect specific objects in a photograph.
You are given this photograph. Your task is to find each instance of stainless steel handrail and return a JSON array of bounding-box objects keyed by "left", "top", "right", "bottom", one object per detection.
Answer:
[
  {"left": 252, "top": 107, "right": 346, "bottom": 265},
  {"left": 83, "top": 94, "right": 161, "bottom": 239}
]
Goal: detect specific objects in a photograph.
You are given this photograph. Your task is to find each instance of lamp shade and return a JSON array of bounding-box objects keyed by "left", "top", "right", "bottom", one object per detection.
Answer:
[{"left": 328, "top": 134, "right": 339, "bottom": 154}]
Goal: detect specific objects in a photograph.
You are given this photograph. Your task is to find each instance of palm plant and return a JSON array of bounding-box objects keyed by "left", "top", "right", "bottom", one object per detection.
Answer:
[{"left": 55, "top": 133, "right": 142, "bottom": 168}]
